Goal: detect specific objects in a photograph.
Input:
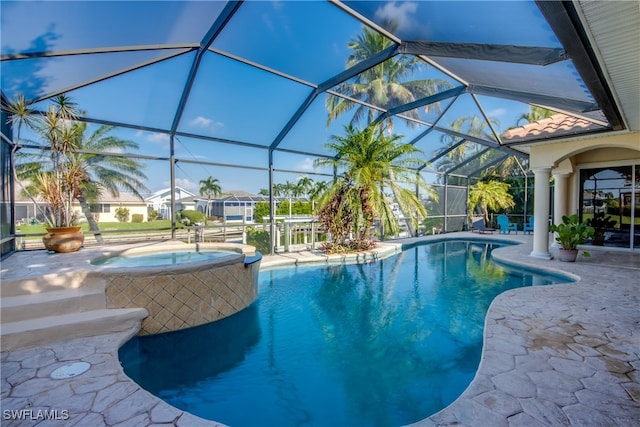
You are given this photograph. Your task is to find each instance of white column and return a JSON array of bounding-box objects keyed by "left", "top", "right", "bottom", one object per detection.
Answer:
[{"left": 530, "top": 167, "right": 552, "bottom": 259}]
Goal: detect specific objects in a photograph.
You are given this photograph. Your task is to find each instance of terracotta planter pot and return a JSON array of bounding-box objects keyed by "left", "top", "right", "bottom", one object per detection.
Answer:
[
  {"left": 42, "top": 227, "right": 84, "bottom": 253},
  {"left": 556, "top": 248, "right": 578, "bottom": 262}
]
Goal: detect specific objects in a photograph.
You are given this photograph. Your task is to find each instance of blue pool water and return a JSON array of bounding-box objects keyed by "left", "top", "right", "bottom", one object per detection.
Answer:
[
  {"left": 119, "top": 240, "right": 570, "bottom": 426},
  {"left": 91, "top": 250, "right": 236, "bottom": 268}
]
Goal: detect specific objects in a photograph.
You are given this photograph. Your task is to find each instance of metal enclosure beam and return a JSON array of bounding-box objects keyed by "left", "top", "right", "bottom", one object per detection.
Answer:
[{"left": 535, "top": 0, "right": 624, "bottom": 130}]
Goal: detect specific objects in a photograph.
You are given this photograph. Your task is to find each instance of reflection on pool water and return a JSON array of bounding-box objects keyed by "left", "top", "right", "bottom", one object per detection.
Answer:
[
  {"left": 91, "top": 250, "right": 237, "bottom": 268},
  {"left": 119, "top": 240, "right": 572, "bottom": 427}
]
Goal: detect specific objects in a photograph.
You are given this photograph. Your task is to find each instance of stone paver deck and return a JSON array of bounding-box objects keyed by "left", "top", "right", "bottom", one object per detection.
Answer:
[{"left": 1, "top": 233, "right": 639, "bottom": 426}]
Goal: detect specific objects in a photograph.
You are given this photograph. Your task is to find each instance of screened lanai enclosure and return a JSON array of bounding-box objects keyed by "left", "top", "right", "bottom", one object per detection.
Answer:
[{"left": 1, "top": 0, "right": 635, "bottom": 257}]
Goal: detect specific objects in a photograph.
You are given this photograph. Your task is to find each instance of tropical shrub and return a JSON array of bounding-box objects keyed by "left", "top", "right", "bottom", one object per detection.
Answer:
[
  {"left": 315, "top": 123, "right": 431, "bottom": 249},
  {"left": 180, "top": 210, "right": 205, "bottom": 225},
  {"left": 131, "top": 214, "right": 143, "bottom": 223},
  {"left": 549, "top": 215, "right": 594, "bottom": 250},
  {"left": 253, "top": 202, "right": 270, "bottom": 223},
  {"left": 114, "top": 207, "right": 130, "bottom": 222},
  {"left": 246, "top": 228, "right": 270, "bottom": 254}
]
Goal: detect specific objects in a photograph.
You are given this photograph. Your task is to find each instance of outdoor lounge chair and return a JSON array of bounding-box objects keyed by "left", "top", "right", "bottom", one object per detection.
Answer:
[
  {"left": 523, "top": 216, "right": 534, "bottom": 234},
  {"left": 497, "top": 214, "right": 518, "bottom": 234},
  {"left": 471, "top": 217, "right": 495, "bottom": 234}
]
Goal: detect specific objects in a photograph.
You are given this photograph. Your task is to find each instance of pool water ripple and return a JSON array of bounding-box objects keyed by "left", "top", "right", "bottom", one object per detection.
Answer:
[{"left": 119, "top": 240, "right": 570, "bottom": 427}]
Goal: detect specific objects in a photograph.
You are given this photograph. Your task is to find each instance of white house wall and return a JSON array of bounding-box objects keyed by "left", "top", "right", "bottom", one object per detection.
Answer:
[
  {"left": 80, "top": 204, "right": 149, "bottom": 223},
  {"left": 527, "top": 131, "right": 639, "bottom": 256}
]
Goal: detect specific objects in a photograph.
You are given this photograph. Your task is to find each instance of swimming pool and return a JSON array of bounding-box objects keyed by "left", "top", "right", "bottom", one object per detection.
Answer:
[{"left": 119, "top": 240, "right": 571, "bottom": 426}]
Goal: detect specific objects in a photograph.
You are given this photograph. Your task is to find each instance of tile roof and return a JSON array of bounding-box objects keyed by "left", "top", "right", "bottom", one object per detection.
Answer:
[{"left": 502, "top": 113, "right": 603, "bottom": 142}]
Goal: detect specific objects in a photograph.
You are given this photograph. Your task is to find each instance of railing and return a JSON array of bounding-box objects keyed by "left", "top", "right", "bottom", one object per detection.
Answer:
[{"left": 12, "top": 214, "right": 496, "bottom": 253}]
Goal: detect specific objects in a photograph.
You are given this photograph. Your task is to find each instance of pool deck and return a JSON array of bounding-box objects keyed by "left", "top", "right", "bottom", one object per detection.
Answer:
[{"left": 1, "top": 232, "right": 639, "bottom": 426}]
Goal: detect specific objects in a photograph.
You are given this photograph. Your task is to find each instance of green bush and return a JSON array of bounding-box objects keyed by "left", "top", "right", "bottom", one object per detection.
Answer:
[
  {"left": 114, "top": 207, "right": 130, "bottom": 222},
  {"left": 180, "top": 210, "right": 205, "bottom": 224},
  {"left": 131, "top": 214, "right": 144, "bottom": 223},
  {"left": 277, "top": 199, "right": 312, "bottom": 216},
  {"left": 246, "top": 228, "right": 270, "bottom": 254},
  {"left": 253, "top": 202, "right": 270, "bottom": 223}
]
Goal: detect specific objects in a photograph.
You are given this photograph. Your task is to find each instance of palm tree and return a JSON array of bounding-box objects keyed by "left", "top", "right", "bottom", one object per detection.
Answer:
[
  {"left": 326, "top": 24, "right": 452, "bottom": 131},
  {"left": 272, "top": 183, "right": 285, "bottom": 197},
  {"left": 75, "top": 123, "right": 148, "bottom": 242},
  {"left": 18, "top": 118, "right": 150, "bottom": 242},
  {"left": 296, "top": 176, "right": 314, "bottom": 199},
  {"left": 3, "top": 94, "right": 47, "bottom": 220},
  {"left": 309, "top": 180, "right": 329, "bottom": 213},
  {"left": 199, "top": 176, "right": 222, "bottom": 218},
  {"left": 316, "top": 123, "right": 428, "bottom": 241},
  {"left": 468, "top": 180, "right": 515, "bottom": 226},
  {"left": 516, "top": 106, "right": 554, "bottom": 126}
]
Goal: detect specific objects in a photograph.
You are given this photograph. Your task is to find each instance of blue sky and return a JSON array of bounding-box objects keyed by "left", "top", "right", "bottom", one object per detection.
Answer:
[{"left": 2, "top": 1, "right": 570, "bottom": 196}]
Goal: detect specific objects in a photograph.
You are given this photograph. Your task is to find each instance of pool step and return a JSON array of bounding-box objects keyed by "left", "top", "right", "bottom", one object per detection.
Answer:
[
  {"left": 1, "top": 272, "right": 106, "bottom": 297},
  {"left": 0, "top": 308, "right": 148, "bottom": 351},
  {"left": 1, "top": 288, "right": 106, "bottom": 324}
]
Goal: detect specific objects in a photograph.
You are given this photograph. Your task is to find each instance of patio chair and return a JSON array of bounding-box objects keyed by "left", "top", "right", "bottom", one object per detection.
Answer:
[
  {"left": 523, "top": 216, "right": 534, "bottom": 234},
  {"left": 471, "top": 217, "right": 495, "bottom": 234},
  {"left": 497, "top": 214, "right": 518, "bottom": 234}
]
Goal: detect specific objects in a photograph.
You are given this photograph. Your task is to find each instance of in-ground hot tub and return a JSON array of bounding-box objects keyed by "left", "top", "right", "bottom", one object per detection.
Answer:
[{"left": 92, "top": 242, "right": 261, "bottom": 335}]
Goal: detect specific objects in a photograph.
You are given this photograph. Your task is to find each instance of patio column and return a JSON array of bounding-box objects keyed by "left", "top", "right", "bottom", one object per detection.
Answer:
[{"left": 530, "top": 167, "right": 552, "bottom": 259}]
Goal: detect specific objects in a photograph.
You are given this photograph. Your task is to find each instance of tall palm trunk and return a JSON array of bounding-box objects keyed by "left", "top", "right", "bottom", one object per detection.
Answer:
[{"left": 77, "top": 194, "right": 104, "bottom": 244}]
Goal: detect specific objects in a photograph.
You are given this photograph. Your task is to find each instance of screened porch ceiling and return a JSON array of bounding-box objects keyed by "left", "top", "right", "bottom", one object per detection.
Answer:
[{"left": 1, "top": 0, "right": 638, "bottom": 184}]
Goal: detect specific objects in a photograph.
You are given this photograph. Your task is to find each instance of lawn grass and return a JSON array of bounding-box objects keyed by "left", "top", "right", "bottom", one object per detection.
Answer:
[
  {"left": 582, "top": 213, "right": 640, "bottom": 225},
  {"left": 16, "top": 220, "right": 179, "bottom": 239}
]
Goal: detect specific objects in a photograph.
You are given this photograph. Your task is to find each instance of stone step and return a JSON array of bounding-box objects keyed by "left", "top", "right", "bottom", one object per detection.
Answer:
[
  {"left": 1, "top": 288, "right": 106, "bottom": 323},
  {"left": 0, "top": 308, "right": 148, "bottom": 351},
  {"left": 1, "top": 272, "right": 106, "bottom": 297}
]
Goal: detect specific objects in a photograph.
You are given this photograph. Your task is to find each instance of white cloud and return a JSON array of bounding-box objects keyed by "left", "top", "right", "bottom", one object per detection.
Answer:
[
  {"left": 487, "top": 108, "right": 507, "bottom": 118},
  {"left": 163, "top": 178, "right": 199, "bottom": 192},
  {"left": 136, "top": 130, "right": 170, "bottom": 144},
  {"left": 190, "top": 116, "right": 211, "bottom": 127},
  {"left": 189, "top": 115, "right": 224, "bottom": 130},
  {"left": 296, "top": 158, "right": 316, "bottom": 172},
  {"left": 375, "top": 1, "right": 418, "bottom": 32}
]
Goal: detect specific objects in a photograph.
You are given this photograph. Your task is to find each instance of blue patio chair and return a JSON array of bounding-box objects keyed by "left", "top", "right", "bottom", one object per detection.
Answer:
[
  {"left": 523, "top": 216, "right": 534, "bottom": 234},
  {"left": 497, "top": 214, "right": 518, "bottom": 234}
]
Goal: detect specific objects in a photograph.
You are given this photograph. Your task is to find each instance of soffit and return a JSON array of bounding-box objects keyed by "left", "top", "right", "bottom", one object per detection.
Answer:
[{"left": 575, "top": 0, "right": 640, "bottom": 132}]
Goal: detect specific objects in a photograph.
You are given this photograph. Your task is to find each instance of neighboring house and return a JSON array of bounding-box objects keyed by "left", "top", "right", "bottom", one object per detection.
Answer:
[
  {"left": 14, "top": 188, "right": 147, "bottom": 224},
  {"left": 84, "top": 192, "right": 148, "bottom": 223},
  {"left": 197, "top": 190, "right": 275, "bottom": 223},
  {"left": 145, "top": 186, "right": 197, "bottom": 219}
]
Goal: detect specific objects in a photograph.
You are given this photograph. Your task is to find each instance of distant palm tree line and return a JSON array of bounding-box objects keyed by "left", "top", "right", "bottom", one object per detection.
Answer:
[{"left": 258, "top": 178, "right": 329, "bottom": 202}]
